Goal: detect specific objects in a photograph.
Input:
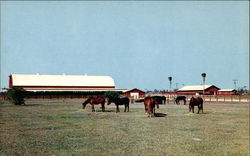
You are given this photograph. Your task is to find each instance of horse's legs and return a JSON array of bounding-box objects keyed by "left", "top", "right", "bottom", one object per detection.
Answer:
[
  {"left": 189, "top": 105, "right": 191, "bottom": 112},
  {"left": 91, "top": 104, "right": 95, "bottom": 112},
  {"left": 184, "top": 100, "right": 186, "bottom": 105},
  {"left": 101, "top": 103, "right": 105, "bottom": 112},
  {"left": 192, "top": 106, "right": 194, "bottom": 113},
  {"left": 124, "top": 104, "right": 129, "bottom": 112},
  {"left": 116, "top": 105, "right": 120, "bottom": 113}
]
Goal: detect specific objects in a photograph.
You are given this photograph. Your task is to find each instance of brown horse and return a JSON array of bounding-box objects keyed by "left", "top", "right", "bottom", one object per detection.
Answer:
[
  {"left": 144, "top": 97, "right": 159, "bottom": 117},
  {"left": 82, "top": 97, "right": 106, "bottom": 112},
  {"left": 175, "top": 96, "right": 186, "bottom": 105},
  {"left": 189, "top": 97, "right": 203, "bottom": 114},
  {"left": 107, "top": 97, "right": 130, "bottom": 113}
]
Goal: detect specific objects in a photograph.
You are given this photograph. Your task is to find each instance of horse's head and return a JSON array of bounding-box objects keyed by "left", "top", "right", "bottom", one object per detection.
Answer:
[
  {"left": 107, "top": 98, "right": 112, "bottom": 105},
  {"left": 189, "top": 97, "right": 195, "bottom": 104},
  {"left": 155, "top": 100, "right": 159, "bottom": 109},
  {"left": 82, "top": 98, "right": 90, "bottom": 109}
]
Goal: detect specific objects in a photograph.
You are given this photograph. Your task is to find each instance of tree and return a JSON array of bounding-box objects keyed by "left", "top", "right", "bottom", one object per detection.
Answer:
[
  {"left": 201, "top": 73, "right": 206, "bottom": 95},
  {"left": 6, "top": 87, "right": 26, "bottom": 105},
  {"left": 168, "top": 76, "right": 172, "bottom": 91},
  {"left": 104, "top": 91, "right": 120, "bottom": 99}
]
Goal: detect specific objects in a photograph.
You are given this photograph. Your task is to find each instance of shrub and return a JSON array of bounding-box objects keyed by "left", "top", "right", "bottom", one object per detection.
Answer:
[{"left": 6, "top": 87, "right": 26, "bottom": 105}]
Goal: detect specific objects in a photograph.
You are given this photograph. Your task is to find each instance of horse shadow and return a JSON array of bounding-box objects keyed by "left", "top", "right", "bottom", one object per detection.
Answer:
[
  {"left": 23, "top": 104, "right": 42, "bottom": 107},
  {"left": 96, "top": 110, "right": 116, "bottom": 113},
  {"left": 154, "top": 113, "right": 167, "bottom": 117}
]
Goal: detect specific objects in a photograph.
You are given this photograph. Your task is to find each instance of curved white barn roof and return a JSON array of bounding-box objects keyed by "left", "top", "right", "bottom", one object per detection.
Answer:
[
  {"left": 178, "top": 85, "right": 213, "bottom": 91},
  {"left": 11, "top": 74, "right": 115, "bottom": 88}
]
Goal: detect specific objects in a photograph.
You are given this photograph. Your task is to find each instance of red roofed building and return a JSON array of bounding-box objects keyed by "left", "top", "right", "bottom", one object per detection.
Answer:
[
  {"left": 218, "top": 89, "right": 237, "bottom": 95},
  {"left": 177, "top": 85, "right": 220, "bottom": 95},
  {"left": 122, "top": 88, "right": 145, "bottom": 99}
]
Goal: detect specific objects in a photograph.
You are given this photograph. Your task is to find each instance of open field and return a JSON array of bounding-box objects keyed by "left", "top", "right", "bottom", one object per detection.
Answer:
[{"left": 0, "top": 99, "right": 249, "bottom": 156}]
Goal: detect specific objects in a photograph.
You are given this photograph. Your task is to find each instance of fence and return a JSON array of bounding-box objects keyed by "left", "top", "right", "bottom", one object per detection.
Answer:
[{"left": 163, "top": 94, "right": 250, "bottom": 103}]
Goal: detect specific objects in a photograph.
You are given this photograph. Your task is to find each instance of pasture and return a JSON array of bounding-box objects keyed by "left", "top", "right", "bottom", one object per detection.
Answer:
[{"left": 0, "top": 99, "right": 249, "bottom": 156}]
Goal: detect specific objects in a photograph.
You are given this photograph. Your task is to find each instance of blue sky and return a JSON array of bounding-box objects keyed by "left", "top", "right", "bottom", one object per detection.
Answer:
[{"left": 1, "top": 1, "right": 249, "bottom": 91}]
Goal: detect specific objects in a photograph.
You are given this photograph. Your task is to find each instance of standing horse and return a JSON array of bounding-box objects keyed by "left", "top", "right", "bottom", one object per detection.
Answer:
[
  {"left": 152, "top": 96, "right": 166, "bottom": 104},
  {"left": 107, "top": 97, "right": 130, "bottom": 112},
  {"left": 144, "top": 97, "right": 159, "bottom": 117},
  {"left": 189, "top": 97, "right": 203, "bottom": 114},
  {"left": 175, "top": 96, "right": 186, "bottom": 105},
  {"left": 82, "top": 97, "right": 106, "bottom": 112}
]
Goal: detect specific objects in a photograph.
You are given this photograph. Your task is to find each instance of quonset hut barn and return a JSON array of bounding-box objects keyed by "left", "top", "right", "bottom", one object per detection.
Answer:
[{"left": 8, "top": 74, "right": 125, "bottom": 98}]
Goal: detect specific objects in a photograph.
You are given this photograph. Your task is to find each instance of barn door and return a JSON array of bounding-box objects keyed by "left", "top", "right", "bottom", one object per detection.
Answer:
[{"left": 130, "top": 93, "right": 139, "bottom": 99}]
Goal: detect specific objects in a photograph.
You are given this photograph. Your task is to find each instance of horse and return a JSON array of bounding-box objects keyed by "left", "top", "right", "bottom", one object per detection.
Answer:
[
  {"left": 175, "top": 96, "right": 186, "bottom": 105},
  {"left": 189, "top": 97, "right": 203, "bottom": 114},
  {"left": 152, "top": 96, "right": 166, "bottom": 104},
  {"left": 107, "top": 97, "right": 130, "bottom": 113},
  {"left": 82, "top": 97, "right": 106, "bottom": 112},
  {"left": 144, "top": 97, "right": 159, "bottom": 117}
]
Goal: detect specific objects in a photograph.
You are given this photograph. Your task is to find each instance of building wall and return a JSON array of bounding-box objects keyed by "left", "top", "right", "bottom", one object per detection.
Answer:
[
  {"left": 177, "top": 86, "right": 219, "bottom": 95},
  {"left": 218, "top": 91, "right": 236, "bottom": 95},
  {"left": 205, "top": 87, "right": 219, "bottom": 95},
  {"left": 122, "top": 90, "right": 145, "bottom": 98}
]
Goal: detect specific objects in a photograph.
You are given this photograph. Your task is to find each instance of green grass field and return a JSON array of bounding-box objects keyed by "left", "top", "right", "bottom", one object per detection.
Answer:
[{"left": 0, "top": 99, "right": 249, "bottom": 156}]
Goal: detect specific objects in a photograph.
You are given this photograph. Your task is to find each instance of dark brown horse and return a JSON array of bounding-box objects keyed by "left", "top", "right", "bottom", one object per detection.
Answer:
[
  {"left": 175, "top": 96, "right": 186, "bottom": 105},
  {"left": 152, "top": 96, "right": 166, "bottom": 104},
  {"left": 82, "top": 97, "right": 106, "bottom": 112},
  {"left": 144, "top": 97, "right": 159, "bottom": 117},
  {"left": 107, "top": 97, "right": 130, "bottom": 113},
  {"left": 189, "top": 97, "right": 203, "bottom": 114}
]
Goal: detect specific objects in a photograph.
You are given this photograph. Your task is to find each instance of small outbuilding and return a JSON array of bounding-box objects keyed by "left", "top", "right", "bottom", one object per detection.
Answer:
[
  {"left": 177, "top": 85, "right": 220, "bottom": 95},
  {"left": 218, "top": 89, "right": 237, "bottom": 95},
  {"left": 122, "top": 88, "right": 145, "bottom": 99}
]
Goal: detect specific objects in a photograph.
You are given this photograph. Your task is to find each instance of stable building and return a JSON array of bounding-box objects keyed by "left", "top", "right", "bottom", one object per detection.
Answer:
[
  {"left": 218, "top": 89, "right": 237, "bottom": 95},
  {"left": 177, "top": 85, "right": 220, "bottom": 95},
  {"left": 122, "top": 88, "right": 145, "bottom": 99},
  {"left": 8, "top": 74, "right": 126, "bottom": 98}
]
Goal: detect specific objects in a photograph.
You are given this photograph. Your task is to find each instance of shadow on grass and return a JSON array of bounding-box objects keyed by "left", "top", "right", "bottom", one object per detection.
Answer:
[
  {"left": 95, "top": 110, "right": 116, "bottom": 112},
  {"left": 23, "top": 104, "right": 42, "bottom": 107},
  {"left": 154, "top": 113, "right": 167, "bottom": 117}
]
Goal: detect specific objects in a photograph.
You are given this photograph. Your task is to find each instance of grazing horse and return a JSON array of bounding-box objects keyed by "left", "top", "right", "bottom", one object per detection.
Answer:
[
  {"left": 152, "top": 96, "right": 166, "bottom": 104},
  {"left": 82, "top": 97, "right": 106, "bottom": 112},
  {"left": 107, "top": 97, "right": 130, "bottom": 112},
  {"left": 144, "top": 97, "right": 159, "bottom": 117},
  {"left": 189, "top": 97, "right": 203, "bottom": 114},
  {"left": 175, "top": 96, "right": 186, "bottom": 105}
]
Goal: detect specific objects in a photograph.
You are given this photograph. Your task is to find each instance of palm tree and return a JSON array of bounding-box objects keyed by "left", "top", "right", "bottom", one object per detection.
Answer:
[
  {"left": 168, "top": 76, "right": 172, "bottom": 91},
  {"left": 201, "top": 73, "right": 206, "bottom": 94}
]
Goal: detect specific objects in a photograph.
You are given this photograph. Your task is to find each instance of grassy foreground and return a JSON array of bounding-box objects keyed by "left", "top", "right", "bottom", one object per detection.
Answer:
[{"left": 0, "top": 99, "right": 249, "bottom": 156}]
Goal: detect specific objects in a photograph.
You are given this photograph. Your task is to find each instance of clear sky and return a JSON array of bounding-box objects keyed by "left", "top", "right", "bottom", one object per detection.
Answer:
[{"left": 1, "top": 1, "right": 249, "bottom": 91}]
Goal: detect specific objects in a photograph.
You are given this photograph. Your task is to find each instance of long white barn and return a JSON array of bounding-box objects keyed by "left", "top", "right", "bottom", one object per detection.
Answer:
[{"left": 9, "top": 74, "right": 121, "bottom": 92}]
